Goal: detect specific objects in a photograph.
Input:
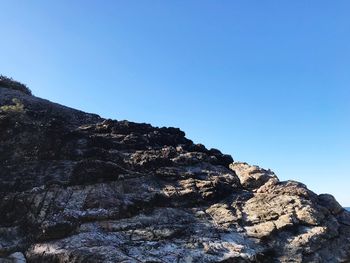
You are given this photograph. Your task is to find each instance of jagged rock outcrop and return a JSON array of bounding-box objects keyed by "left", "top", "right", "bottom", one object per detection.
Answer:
[{"left": 0, "top": 82, "right": 349, "bottom": 263}]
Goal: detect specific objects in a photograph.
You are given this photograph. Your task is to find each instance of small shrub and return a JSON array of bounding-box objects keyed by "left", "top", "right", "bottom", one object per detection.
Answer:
[{"left": 0, "top": 75, "right": 32, "bottom": 95}]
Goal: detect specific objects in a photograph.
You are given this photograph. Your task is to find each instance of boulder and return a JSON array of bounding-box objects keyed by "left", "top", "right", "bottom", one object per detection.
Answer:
[{"left": 0, "top": 85, "right": 349, "bottom": 262}]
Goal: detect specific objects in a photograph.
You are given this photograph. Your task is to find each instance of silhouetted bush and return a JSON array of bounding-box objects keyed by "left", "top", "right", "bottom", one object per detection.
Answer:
[{"left": 0, "top": 75, "right": 32, "bottom": 95}]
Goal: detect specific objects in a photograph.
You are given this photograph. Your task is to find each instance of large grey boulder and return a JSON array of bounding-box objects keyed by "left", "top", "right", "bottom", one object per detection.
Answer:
[{"left": 0, "top": 84, "right": 349, "bottom": 262}]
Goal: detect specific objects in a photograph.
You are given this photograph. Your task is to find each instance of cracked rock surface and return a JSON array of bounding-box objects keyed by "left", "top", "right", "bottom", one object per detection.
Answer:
[{"left": 0, "top": 86, "right": 349, "bottom": 263}]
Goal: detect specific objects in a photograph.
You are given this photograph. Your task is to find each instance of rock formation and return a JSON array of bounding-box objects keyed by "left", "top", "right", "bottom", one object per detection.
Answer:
[{"left": 0, "top": 80, "right": 349, "bottom": 262}]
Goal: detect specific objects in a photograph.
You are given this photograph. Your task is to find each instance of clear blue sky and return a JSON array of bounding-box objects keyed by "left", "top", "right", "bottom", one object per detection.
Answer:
[{"left": 1, "top": 1, "right": 349, "bottom": 205}]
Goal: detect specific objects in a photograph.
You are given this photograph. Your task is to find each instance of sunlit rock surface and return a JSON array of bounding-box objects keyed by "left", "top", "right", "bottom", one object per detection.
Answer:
[{"left": 0, "top": 84, "right": 349, "bottom": 262}]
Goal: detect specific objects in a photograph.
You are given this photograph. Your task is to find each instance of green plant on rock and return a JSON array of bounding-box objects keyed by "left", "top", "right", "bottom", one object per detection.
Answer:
[{"left": 0, "top": 75, "right": 32, "bottom": 95}]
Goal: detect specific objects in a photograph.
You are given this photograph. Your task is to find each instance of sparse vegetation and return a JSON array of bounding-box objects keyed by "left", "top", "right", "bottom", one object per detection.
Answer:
[{"left": 0, "top": 75, "right": 32, "bottom": 95}]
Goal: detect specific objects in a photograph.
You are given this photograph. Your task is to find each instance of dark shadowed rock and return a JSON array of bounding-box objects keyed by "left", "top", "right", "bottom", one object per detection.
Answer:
[{"left": 0, "top": 84, "right": 349, "bottom": 262}]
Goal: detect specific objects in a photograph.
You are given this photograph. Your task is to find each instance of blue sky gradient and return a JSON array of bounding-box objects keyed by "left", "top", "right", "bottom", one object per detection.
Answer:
[{"left": 1, "top": 1, "right": 349, "bottom": 205}]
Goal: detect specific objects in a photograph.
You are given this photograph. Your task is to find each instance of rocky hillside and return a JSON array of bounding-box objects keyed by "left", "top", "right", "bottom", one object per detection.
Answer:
[{"left": 0, "top": 81, "right": 349, "bottom": 263}]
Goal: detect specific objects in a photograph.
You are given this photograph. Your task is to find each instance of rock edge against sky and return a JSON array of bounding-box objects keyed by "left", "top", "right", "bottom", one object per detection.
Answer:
[{"left": 0, "top": 82, "right": 349, "bottom": 262}]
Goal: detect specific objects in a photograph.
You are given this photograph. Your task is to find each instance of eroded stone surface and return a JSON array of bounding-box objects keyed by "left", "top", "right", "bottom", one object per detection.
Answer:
[{"left": 0, "top": 86, "right": 349, "bottom": 262}]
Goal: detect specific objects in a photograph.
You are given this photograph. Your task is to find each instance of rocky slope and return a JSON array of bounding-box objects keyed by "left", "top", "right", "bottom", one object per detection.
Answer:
[{"left": 0, "top": 82, "right": 349, "bottom": 263}]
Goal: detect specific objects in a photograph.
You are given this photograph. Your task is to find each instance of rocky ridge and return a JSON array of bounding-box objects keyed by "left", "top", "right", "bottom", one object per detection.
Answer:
[{"left": 0, "top": 82, "right": 349, "bottom": 262}]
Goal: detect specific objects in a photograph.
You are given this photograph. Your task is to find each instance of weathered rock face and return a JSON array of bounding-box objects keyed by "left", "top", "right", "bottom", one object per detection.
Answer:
[{"left": 0, "top": 85, "right": 349, "bottom": 263}]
